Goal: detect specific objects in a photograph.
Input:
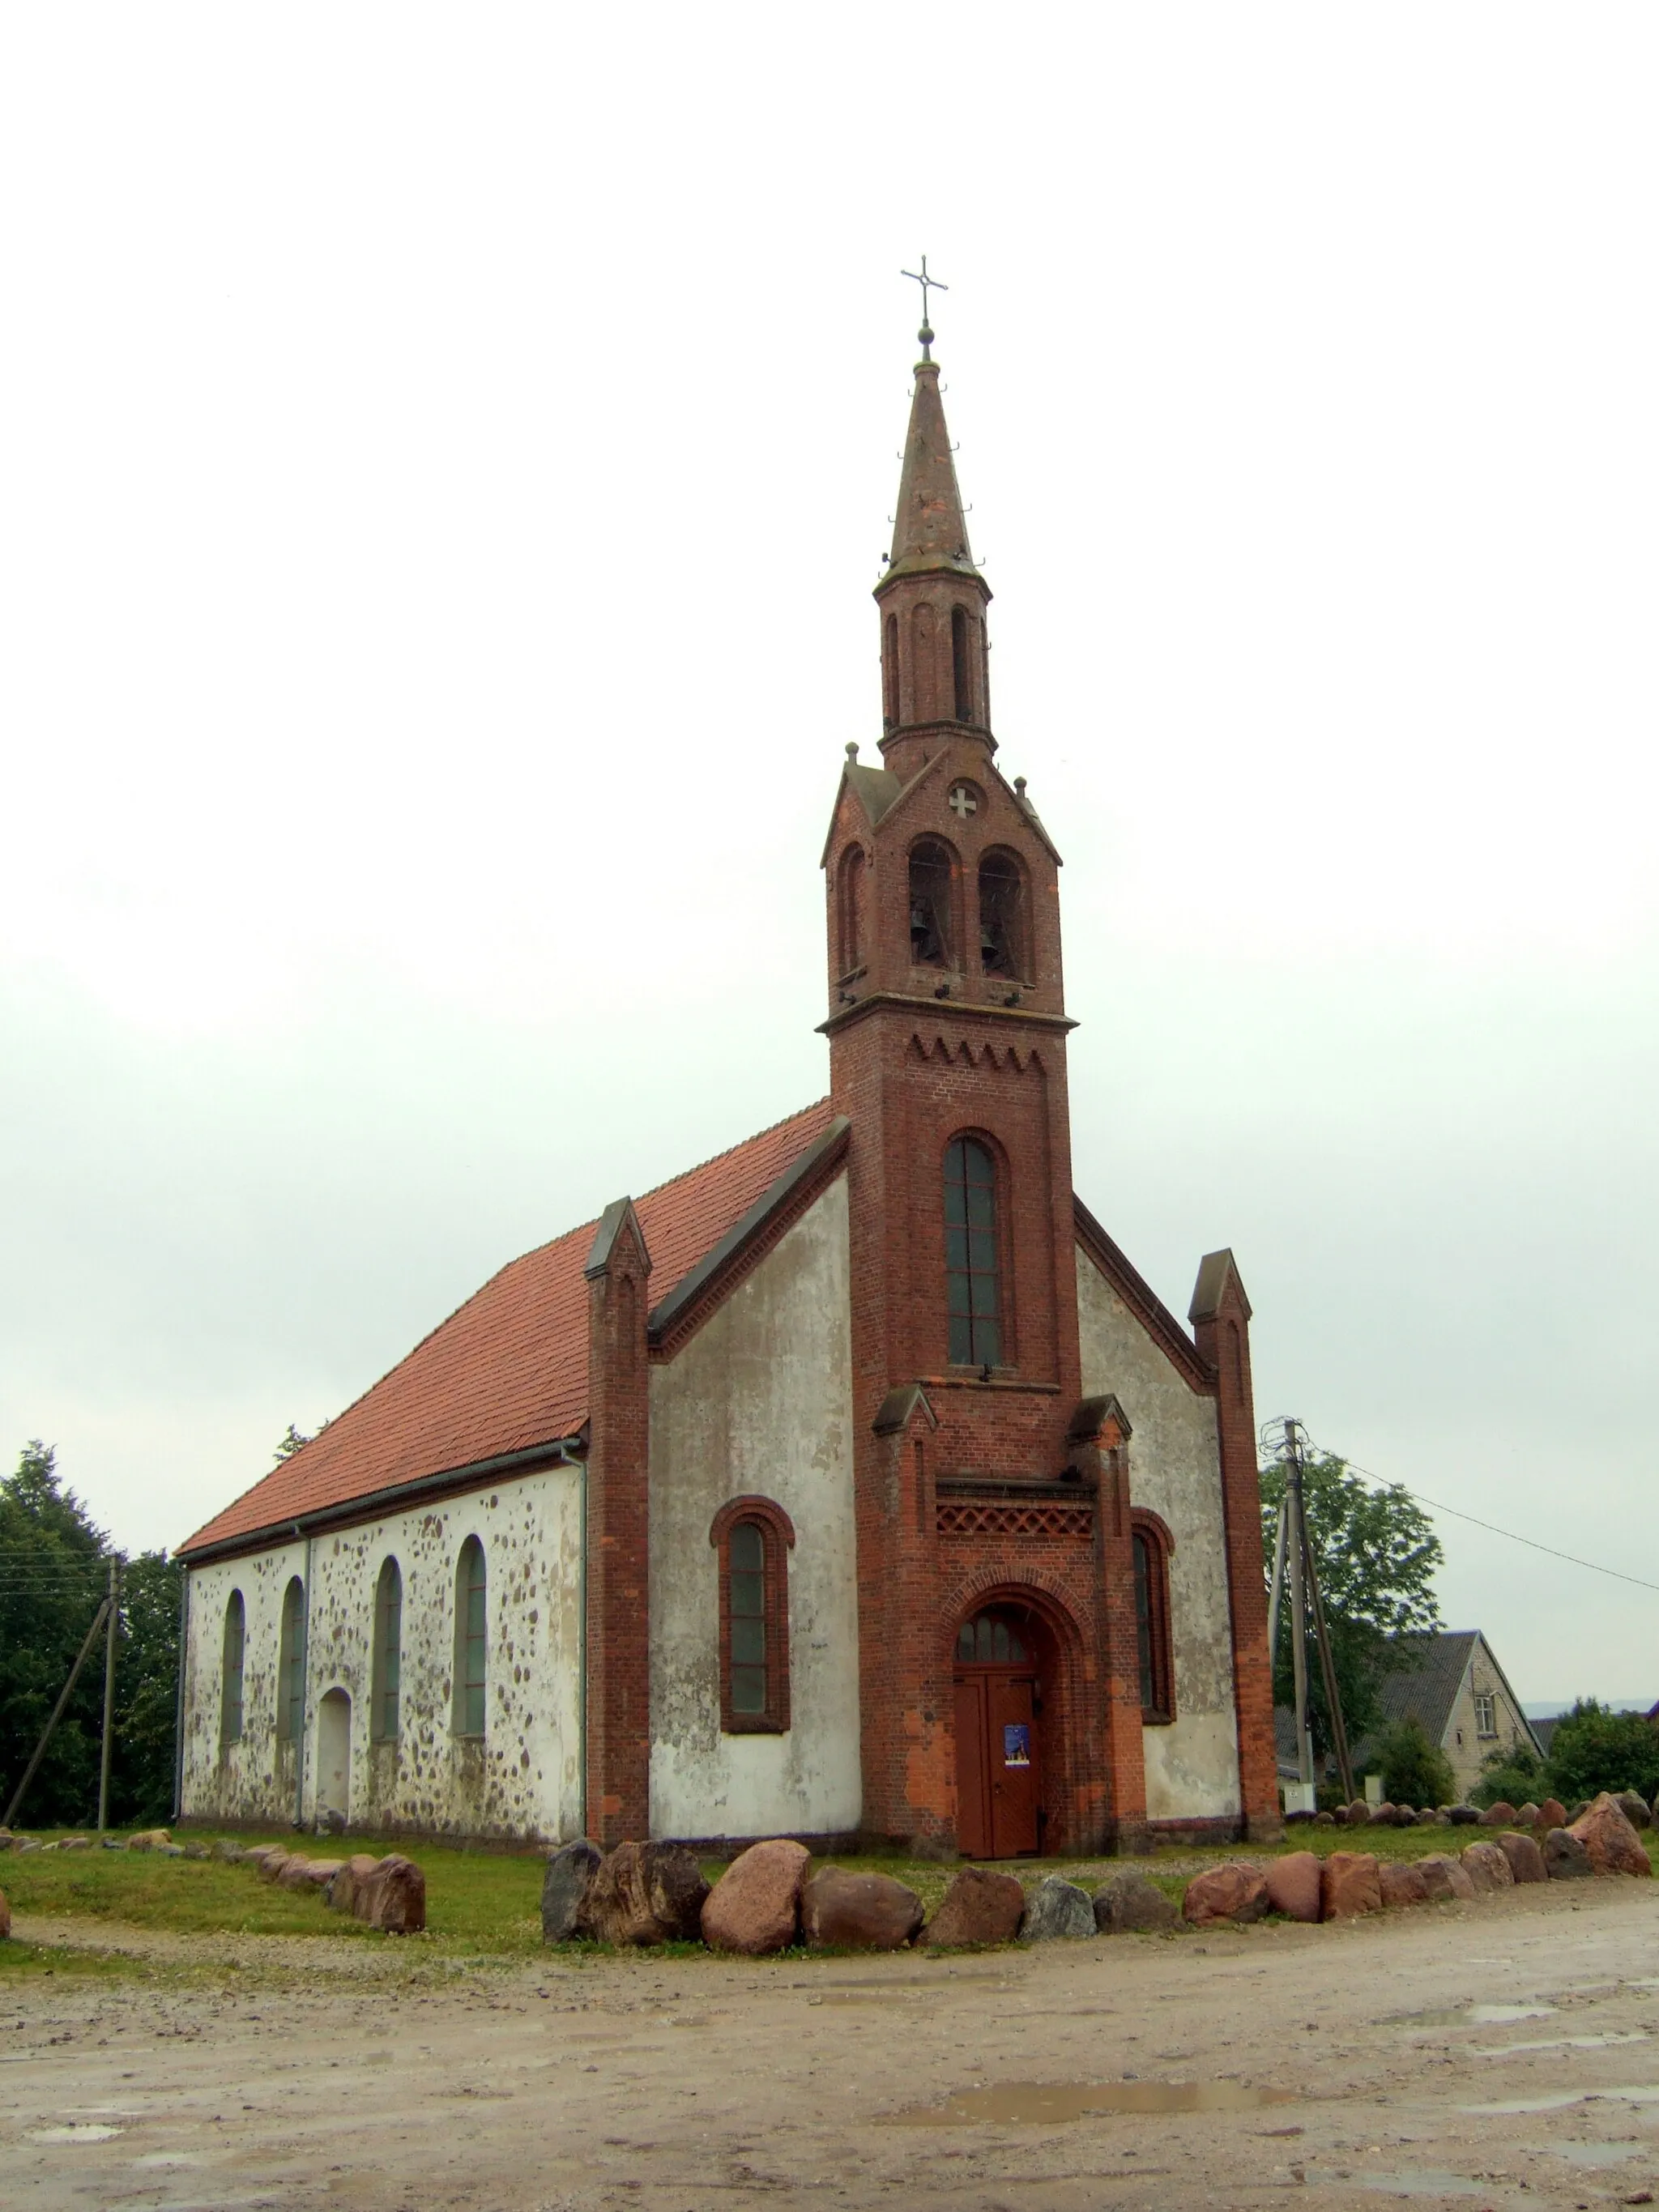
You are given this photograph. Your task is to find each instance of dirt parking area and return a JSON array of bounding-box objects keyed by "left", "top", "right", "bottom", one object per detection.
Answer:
[{"left": 11, "top": 1879, "right": 1659, "bottom": 2210}]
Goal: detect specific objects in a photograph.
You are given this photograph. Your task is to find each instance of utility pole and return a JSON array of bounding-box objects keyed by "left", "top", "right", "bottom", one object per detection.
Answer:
[
  {"left": 3, "top": 1594, "right": 112, "bottom": 1830},
  {"left": 1263, "top": 1415, "right": 1357, "bottom": 1811},
  {"left": 97, "top": 1557, "right": 121, "bottom": 1833}
]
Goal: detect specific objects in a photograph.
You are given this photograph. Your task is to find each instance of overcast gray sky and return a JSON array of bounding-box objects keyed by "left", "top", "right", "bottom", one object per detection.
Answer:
[{"left": 2, "top": 6, "right": 1655, "bottom": 1707}]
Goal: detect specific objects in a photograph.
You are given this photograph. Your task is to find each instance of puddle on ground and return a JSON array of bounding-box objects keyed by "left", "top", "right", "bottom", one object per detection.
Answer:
[
  {"left": 1336, "top": 2174, "right": 1495, "bottom": 2199},
  {"left": 889, "top": 2079, "right": 1295, "bottom": 2125},
  {"left": 1545, "top": 2142, "right": 1644, "bottom": 2167},
  {"left": 1463, "top": 2086, "right": 1659, "bottom": 2115},
  {"left": 1379, "top": 2003, "right": 1556, "bottom": 2029},
  {"left": 1473, "top": 2032, "right": 1650, "bottom": 2056},
  {"left": 25, "top": 2124, "right": 124, "bottom": 2145}
]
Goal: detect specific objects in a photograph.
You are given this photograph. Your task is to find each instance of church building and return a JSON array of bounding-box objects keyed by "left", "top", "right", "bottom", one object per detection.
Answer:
[{"left": 177, "top": 315, "right": 1281, "bottom": 1856}]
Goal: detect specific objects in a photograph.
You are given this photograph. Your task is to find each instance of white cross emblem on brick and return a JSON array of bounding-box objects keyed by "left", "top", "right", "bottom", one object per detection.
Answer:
[{"left": 948, "top": 784, "right": 977, "bottom": 820}]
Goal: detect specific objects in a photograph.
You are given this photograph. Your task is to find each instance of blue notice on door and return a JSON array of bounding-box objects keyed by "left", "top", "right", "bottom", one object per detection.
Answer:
[{"left": 1003, "top": 1722, "right": 1031, "bottom": 1768}]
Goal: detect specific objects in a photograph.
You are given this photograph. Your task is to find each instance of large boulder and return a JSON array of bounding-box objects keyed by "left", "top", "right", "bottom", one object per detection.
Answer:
[
  {"left": 1516, "top": 1802, "right": 1541, "bottom": 1827},
  {"left": 800, "top": 1867, "right": 923, "bottom": 1950},
  {"left": 1320, "top": 1852, "right": 1382, "bottom": 1920},
  {"left": 1461, "top": 1841, "right": 1515, "bottom": 1895},
  {"left": 1447, "top": 1805, "right": 1481, "bottom": 1826},
  {"left": 1478, "top": 1801, "right": 1517, "bottom": 1827},
  {"left": 1535, "top": 1798, "right": 1567, "bottom": 1831},
  {"left": 1568, "top": 1792, "right": 1653, "bottom": 1878},
  {"left": 540, "top": 1839, "right": 603, "bottom": 1944},
  {"left": 579, "top": 1842, "right": 710, "bottom": 1946},
  {"left": 1094, "top": 1870, "right": 1179, "bottom": 1934},
  {"left": 0, "top": 1886, "right": 9, "bottom": 1940},
  {"left": 1020, "top": 1876, "right": 1095, "bottom": 1942},
  {"left": 213, "top": 1839, "right": 246, "bottom": 1863},
  {"left": 923, "top": 1865, "right": 1026, "bottom": 1948},
  {"left": 1263, "top": 1852, "right": 1322, "bottom": 1924},
  {"left": 1183, "top": 1862, "right": 1269, "bottom": 1928},
  {"left": 1543, "top": 1826, "right": 1593, "bottom": 1880},
  {"left": 324, "top": 1855, "right": 383, "bottom": 1915},
  {"left": 278, "top": 1855, "right": 340, "bottom": 1890},
  {"left": 1345, "top": 1802, "right": 1371, "bottom": 1826},
  {"left": 126, "top": 1828, "right": 172, "bottom": 1852},
  {"left": 1495, "top": 1831, "right": 1546, "bottom": 1885},
  {"left": 354, "top": 1854, "right": 426, "bottom": 1933},
  {"left": 253, "top": 1848, "right": 292, "bottom": 1883},
  {"left": 701, "top": 1839, "right": 811, "bottom": 1955},
  {"left": 1379, "top": 1860, "right": 1430, "bottom": 1909},
  {"left": 1415, "top": 1853, "right": 1477, "bottom": 1901},
  {"left": 1615, "top": 1792, "right": 1653, "bottom": 1832}
]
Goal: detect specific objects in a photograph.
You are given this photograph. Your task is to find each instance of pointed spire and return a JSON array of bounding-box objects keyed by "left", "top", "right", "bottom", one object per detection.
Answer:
[{"left": 885, "top": 359, "right": 981, "bottom": 583}]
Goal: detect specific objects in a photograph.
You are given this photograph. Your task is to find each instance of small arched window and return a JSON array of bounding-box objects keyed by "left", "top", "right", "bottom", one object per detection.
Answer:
[
  {"left": 978, "top": 850, "right": 1025, "bottom": 978},
  {"left": 220, "top": 1589, "right": 245, "bottom": 1746},
  {"left": 836, "top": 844, "right": 865, "bottom": 976},
  {"left": 454, "top": 1536, "right": 487, "bottom": 1737},
  {"left": 710, "top": 1497, "right": 795, "bottom": 1733},
  {"left": 908, "top": 837, "right": 953, "bottom": 966},
  {"left": 372, "top": 1556, "right": 402, "bottom": 1742},
  {"left": 276, "top": 1575, "right": 305, "bottom": 1742},
  {"left": 944, "top": 1136, "right": 1002, "bottom": 1368},
  {"left": 1132, "top": 1512, "right": 1176, "bottom": 1724},
  {"left": 883, "top": 612, "right": 900, "bottom": 726},
  {"left": 951, "top": 605, "right": 972, "bottom": 721}
]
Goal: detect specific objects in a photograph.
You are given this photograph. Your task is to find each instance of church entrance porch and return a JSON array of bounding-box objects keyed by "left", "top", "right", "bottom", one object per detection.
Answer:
[{"left": 951, "top": 1605, "right": 1047, "bottom": 1857}]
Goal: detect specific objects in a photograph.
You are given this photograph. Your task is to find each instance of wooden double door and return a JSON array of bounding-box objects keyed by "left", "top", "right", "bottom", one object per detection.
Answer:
[{"left": 953, "top": 1608, "right": 1042, "bottom": 1858}]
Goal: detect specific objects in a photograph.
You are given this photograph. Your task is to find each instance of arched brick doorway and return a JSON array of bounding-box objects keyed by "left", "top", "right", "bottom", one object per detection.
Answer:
[{"left": 952, "top": 1599, "right": 1058, "bottom": 1858}]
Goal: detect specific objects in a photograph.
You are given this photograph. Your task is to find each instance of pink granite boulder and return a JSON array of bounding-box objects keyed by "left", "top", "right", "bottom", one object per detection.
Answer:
[
  {"left": 1461, "top": 1840, "right": 1515, "bottom": 1894},
  {"left": 801, "top": 1867, "right": 924, "bottom": 1950},
  {"left": 1320, "top": 1852, "right": 1382, "bottom": 1919},
  {"left": 1414, "top": 1853, "right": 1477, "bottom": 1903},
  {"left": 1182, "top": 1862, "right": 1270, "bottom": 1927},
  {"left": 701, "top": 1839, "right": 811, "bottom": 1955},
  {"left": 923, "top": 1865, "right": 1028, "bottom": 1947},
  {"left": 1379, "top": 1860, "right": 1430, "bottom": 1909},
  {"left": 1263, "top": 1852, "right": 1322, "bottom": 1924},
  {"left": 1494, "top": 1831, "right": 1546, "bottom": 1885},
  {"left": 1568, "top": 1792, "right": 1653, "bottom": 1878}
]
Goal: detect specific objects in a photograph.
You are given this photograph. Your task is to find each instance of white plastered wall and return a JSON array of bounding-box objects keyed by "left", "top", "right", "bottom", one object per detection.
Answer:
[
  {"left": 181, "top": 1464, "right": 583, "bottom": 1839},
  {"left": 649, "top": 1175, "right": 861, "bottom": 1839},
  {"left": 1075, "top": 1248, "right": 1242, "bottom": 1821}
]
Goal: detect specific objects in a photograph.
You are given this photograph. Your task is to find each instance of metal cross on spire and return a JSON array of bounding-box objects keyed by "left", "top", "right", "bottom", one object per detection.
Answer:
[{"left": 902, "top": 256, "right": 948, "bottom": 360}]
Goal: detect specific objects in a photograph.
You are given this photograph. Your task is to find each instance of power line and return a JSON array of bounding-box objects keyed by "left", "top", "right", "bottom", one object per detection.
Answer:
[{"left": 1266, "top": 1422, "right": 1659, "bottom": 1598}]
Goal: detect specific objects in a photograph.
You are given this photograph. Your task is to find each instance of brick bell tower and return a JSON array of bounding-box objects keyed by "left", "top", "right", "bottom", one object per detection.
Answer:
[{"left": 821, "top": 303, "right": 1148, "bottom": 1854}]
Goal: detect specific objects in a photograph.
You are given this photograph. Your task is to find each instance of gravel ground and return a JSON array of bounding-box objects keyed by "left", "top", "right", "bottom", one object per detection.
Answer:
[{"left": 10, "top": 1877, "right": 1659, "bottom": 2209}]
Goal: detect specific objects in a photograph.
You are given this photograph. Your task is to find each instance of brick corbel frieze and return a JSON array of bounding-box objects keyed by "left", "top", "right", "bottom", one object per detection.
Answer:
[
  {"left": 1188, "top": 1251, "right": 1282, "bottom": 1842},
  {"left": 1066, "top": 1394, "right": 1149, "bottom": 1852},
  {"left": 584, "top": 1197, "right": 653, "bottom": 1847}
]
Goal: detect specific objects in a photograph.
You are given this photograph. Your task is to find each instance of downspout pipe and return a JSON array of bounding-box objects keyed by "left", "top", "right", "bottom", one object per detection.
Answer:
[
  {"left": 292, "top": 1524, "right": 313, "bottom": 1831},
  {"left": 172, "top": 1558, "right": 190, "bottom": 1823},
  {"left": 549, "top": 1438, "right": 588, "bottom": 1844}
]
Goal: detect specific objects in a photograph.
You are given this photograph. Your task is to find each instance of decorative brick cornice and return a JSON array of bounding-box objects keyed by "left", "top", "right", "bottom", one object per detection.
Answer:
[{"left": 937, "top": 1498, "right": 1093, "bottom": 1541}]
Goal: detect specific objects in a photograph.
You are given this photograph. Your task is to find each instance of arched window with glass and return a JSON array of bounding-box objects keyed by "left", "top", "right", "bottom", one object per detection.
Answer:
[
  {"left": 452, "top": 1537, "right": 487, "bottom": 1737},
  {"left": 220, "top": 1590, "right": 245, "bottom": 1746},
  {"left": 944, "top": 1136, "right": 1003, "bottom": 1369},
  {"left": 276, "top": 1575, "right": 305, "bottom": 1742},
  {"left": 710, "top": 1497, "right": 795, "bottom": 1733},
  {"left": 1132, "top": 1511, "right": 1176, "bottom": 1725},
  {"left": 372, "top": 1556, "right": 403, "bottom": 1742}
]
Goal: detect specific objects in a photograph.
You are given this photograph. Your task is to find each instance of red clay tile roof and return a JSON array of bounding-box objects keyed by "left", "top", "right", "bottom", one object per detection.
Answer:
[{"left": 180, "top": 1100, "right": 838, "bottom": 1558}]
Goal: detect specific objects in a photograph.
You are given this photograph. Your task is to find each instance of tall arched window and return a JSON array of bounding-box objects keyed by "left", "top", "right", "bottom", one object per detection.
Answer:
[
  {"left": 978, "top": 850, "right": 1025, "bottom": 978},
  {"left": 951, "top": 605, "right": 972, "bottom": 721},
  {"left": 454, "top": 1537, "right": 487, "bottom": 1737},
  {"left": 220, "top": 1590, "right": 245, "bottom": 1746},
  {"left": 908, "top": 837, "right": 953, "bottom": 966},
  {"left": 836, "top": 844, "right": 865, "bottom": 976},
  {"left": 1132, "top": 1512, "right": 1176, "bottom": 1724},
  {"left": 944, "top": 1136, "right": 1003, "bottom": 1368},
  {"left": 710, "top": 1496, "right": 795, "bottom": 1733},
  {"left": 883, "top": 612, "right": 900, "bottom": 725},
  {"left": 276, "top": 1575, "right": 305, "bottom": 1742},
  {"left": 372, "top": 1556, "right": 402, "bottom": 1742}
]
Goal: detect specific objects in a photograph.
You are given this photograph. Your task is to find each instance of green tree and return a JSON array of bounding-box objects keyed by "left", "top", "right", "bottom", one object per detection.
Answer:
[
  {"left": 1260, "top": 1450, "right": 1443, "bottom": 1764},
  {"left": 0, "top": 1441, "right": 109, "bottom": 1823},
  {"left": 1544, "top": 1699, "right": 1659, "bottom": 1805},
  {"left": 0, "top": 1441, "right": 183, "bottom": 1829},
  {"left": 1372, "top": 1715, "right": 1456, "bottom": 1810},
  {"left": 1470, "top": 1737, "right": 1547, "bottom": 1810}
]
